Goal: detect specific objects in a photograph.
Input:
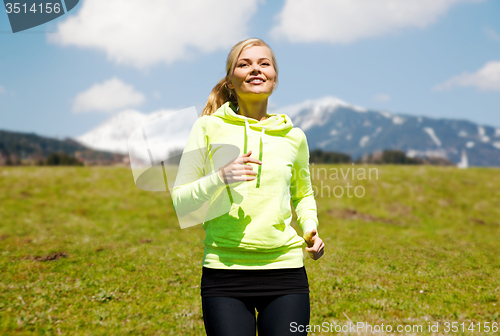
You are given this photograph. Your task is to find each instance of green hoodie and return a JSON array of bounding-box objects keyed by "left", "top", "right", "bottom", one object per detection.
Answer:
[{"left": 172, "top": 102, "right": 318, "bottom": 269}]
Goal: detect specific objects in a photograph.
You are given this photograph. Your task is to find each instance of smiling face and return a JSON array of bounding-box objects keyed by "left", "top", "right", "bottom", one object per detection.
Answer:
[{"left": 227, "top": 45, "right": 277, "bottom": 103}]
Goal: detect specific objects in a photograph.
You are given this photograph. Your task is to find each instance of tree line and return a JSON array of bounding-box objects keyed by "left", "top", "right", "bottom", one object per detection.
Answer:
[{"left": 309, "top": 149, "right": 453, "bottom": 165}]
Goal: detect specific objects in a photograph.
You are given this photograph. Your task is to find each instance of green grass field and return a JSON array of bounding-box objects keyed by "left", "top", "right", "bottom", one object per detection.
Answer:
[{"left": 1, "top": 165, "right": 499, "bottom": 335}]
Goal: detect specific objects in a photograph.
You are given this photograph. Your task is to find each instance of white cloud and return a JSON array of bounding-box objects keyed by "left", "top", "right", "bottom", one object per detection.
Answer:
[
  {"left": 271, "top": 0, "right": 480, "bottom": 44},
  {"left": 49, "top": 0, "right": 259, "bottom": 69},
  {"left": 484, "top": 27, "right": 500, "bottom": 42},
  {"left": 73, "top": 78, "right": 145, "bottom": 113},
  {"left": 373, "top": 94, "right": 391, "bottom": 102},
  {"left": 0, "top": 85, "right": 5, "bottom": 94},
  {"left": 433, "top": 61, "right": 500, "bottom": 91}
]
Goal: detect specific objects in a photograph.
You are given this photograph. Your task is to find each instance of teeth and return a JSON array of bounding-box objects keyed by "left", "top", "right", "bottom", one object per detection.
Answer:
[{"left": 249, "top": 79, "right": 263, "bottom": 83}]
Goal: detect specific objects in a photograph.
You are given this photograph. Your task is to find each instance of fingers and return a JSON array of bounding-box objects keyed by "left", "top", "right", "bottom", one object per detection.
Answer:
[
  {"left": 306, "top": 245, "right": 324, "bottom": 260},
  {"left": 228, "top": 167, "right": 257, "bottom": 177},
  {"left": 232, "top": 175, "right": 257, "bottom": 181},
  {"left": 240, "top": 164, "right": 257, "bottom": 171},
  {"left": 305, "top": 238, "right": 322, "bottom": 252},
  {"left": 231, "top": 172, "right": 257, "bottom": 181},
  {"left": 303, "top": 229, "right": 317, "bottom": 247},
  {"left": 314, "top": 248, "right": 325, "bottom": 260},
  {"left": 306, "top": 236, "right": 314, "bottom": 248},
  {"left": 308, "top": 229, "right": 317, "bottom": 241},
  {"left": 226, "top": 166, "right": 258, "bottom": 182},
  {"left": 241, "top": 157, "right": 262, "bottom": 165},
  {"left": 239, "top": 151, "right": 262, "bottom": 165},
  {"left": 305, "top": 236, "right": 325, "bottom": 260},
  {"left": 233, "top": 169, "right": 257, "bottom": 176},
  {"left": 306, "top": 248, "right": 324, "bottom": 260},
  {"left": 316, "top": 240, "right": 325, "bottom": 252},
  {"left": 222, "top": 151, "right": 262, "bottom": 184}
]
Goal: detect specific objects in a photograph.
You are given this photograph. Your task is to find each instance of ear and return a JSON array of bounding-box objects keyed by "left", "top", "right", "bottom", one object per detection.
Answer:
[{"left": 227, "top": 82, "right": 234, "bottom": 90}]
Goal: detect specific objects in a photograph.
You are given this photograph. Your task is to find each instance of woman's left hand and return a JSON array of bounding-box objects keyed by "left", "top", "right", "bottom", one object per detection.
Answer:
[{"left": 303, "top": 229, "right": 325, "bottom": 260}]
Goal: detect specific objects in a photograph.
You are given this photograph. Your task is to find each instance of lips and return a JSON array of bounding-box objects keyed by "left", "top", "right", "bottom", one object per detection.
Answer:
[{"left": 246, "top": 77, "right": 265, "bottom": 84}]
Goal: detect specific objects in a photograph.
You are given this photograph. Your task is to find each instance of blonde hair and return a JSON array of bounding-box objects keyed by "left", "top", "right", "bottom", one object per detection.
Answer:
[{"left": 201, "top": 38, "right": 278, "bottom": 116}]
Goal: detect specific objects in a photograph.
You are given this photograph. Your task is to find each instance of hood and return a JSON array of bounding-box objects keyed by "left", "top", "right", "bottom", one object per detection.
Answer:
[
  {"left": 212, "top": 102, "right": 294, "bottom": 133},
  {"left": 211, "top": 102, "right": 293, "bottom": 190}
]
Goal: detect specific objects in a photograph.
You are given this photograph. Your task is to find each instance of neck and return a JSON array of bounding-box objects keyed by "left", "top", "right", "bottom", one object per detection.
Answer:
[{"left": 236, "top": 98, "right": 269, "bottom": 121}]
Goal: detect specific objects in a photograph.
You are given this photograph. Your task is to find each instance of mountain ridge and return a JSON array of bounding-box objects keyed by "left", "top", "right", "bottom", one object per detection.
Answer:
[
  {"left": 0, "top": 129, "right": 124, "bottom": 165},
  {"left": 74, "top": 96, "right": 500, "bottom": 167}
]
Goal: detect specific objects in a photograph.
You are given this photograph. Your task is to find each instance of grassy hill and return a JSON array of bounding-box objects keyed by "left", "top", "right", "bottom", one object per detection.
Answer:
[{"left": 0, "top": 165, "right": 499, "bottom": 335}]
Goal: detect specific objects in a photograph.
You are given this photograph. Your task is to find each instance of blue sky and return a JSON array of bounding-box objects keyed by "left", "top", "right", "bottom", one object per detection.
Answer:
[{"left": 0, "top": 0, "right": 499, "bottom": 139}]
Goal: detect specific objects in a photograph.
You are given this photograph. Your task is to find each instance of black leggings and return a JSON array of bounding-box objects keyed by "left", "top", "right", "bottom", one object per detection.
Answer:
[{"left": 202, "top": 293, "right": 310, "bottom": 336}]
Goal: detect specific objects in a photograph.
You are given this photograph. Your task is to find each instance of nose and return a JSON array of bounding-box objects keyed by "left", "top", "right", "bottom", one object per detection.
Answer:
[{"left": 250, "top": 63, "right": 261, "bottom": 74}]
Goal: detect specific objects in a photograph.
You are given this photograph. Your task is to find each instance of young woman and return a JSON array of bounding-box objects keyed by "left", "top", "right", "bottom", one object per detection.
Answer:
[{"left": 171, "top": 38, "right": 324, "bottom": 336}]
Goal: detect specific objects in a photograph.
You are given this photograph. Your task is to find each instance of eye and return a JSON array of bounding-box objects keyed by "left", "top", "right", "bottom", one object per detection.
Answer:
[
  {"left": 238, "top": 63, "right": 248, "bottom": 68},
  {"left": 261, "top": 62, "right": 271, "bottom": 66}
]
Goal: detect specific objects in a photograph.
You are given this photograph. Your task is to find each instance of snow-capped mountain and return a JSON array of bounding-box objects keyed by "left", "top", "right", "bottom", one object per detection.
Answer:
[
  {"left": 276, "top": 97, "right": 500, "bottom": 166},
  {"left": 76, "top": 97, "right": 500, "bottom": 167}
]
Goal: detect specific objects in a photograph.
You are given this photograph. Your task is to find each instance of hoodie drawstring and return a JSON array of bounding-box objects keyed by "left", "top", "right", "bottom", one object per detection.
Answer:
[
  {"left": 244, "top": 119, "right": 250, "bottom": 154},
  {"left": 256, "top": 127, "right": 266, "bottom": 188},
  {"left": 243, "top": 119, "right": 265, "bottom": 188}
]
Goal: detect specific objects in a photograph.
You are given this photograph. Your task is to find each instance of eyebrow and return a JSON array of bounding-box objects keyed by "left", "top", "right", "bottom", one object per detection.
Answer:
[{"left": 237, "top": 58, "right": 271, "bottom": 62}]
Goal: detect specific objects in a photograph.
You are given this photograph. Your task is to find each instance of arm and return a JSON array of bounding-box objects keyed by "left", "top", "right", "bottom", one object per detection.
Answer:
[
  {"left": 290, "top": 129, "right": 319, "bottom": 234},
  {"left": 171, "top": 117, "right": 227, "bottom": 217},
  {"left": 290, "top": 129, "right": 324, "bottom": 260}
]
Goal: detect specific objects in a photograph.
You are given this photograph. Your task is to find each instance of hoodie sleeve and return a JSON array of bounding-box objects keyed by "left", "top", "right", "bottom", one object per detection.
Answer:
[
  {"left": 290, "top": 129, "right": 319, "bottom": 234},
  {"left": 171, "top": 117, "right": 227, "bottom": 217}
]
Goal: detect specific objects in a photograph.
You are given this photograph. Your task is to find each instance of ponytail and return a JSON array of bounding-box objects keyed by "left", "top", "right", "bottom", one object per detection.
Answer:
[{"left": 201, "top": 77, "right": 238, "bottom": 116}]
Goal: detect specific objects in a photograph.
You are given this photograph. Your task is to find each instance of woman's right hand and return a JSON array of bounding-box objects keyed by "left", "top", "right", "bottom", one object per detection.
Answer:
[{"left": 218, "top": 151, "right": 262, "bottom": 184}]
